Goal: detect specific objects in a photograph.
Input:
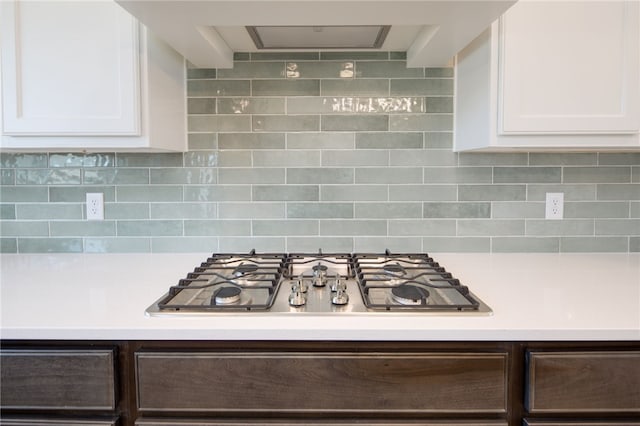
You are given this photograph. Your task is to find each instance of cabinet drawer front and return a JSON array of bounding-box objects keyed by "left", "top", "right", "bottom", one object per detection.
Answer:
[
  {"left": 0, "top": 419, "right": 116, "bottom": 426},
  {"left": 136, "top": 421, "right": 508, "bottom": 426},
  {"left": 136, "top": 352, "right": 508, "bottom": 413},
  {"left": 525, "top": 422, "right": 640, "bottom": 426},
  {"left": 526, "top": 351, "right": 640, "bottom": 413},
  {"left": 0, "top": 349, "right": 116, "bottom": 410}
]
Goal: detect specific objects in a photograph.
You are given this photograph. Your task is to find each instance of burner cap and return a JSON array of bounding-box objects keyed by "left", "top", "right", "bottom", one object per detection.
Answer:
[
  {"left": 312, "top": 264, "right": 328, "bottom": 272},
  {"left": 391, "top": 284, "right": 429, "bottom": 306},
  {"left": 212, "top": 287, "right": 242, "bottom": 305},
  {"left": 383, "top": 263, "right": 405, "bottom": 275},
  {"left": 234, "top": 264, "right": 258, "bottom": 276}
]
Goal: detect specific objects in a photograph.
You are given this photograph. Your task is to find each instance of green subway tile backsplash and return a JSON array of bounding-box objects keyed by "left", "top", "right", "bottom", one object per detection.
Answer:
[{"left": 1, "top": 54, "right": 638, "bottom": 253}]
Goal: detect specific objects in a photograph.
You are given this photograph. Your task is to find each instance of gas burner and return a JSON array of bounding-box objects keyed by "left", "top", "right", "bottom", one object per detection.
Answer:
[
  {"left": 391, "top": 284, "right": 429, "bottom": 306},
  {"left": 383, "top": 263, "right": 406, "bottom": 275},
  {"left": 212, "top": 287, "right": 242, "bottom": 305},
  {"left": 234, "top": 264, "right": 259, "bottom": 276},
  {"left": 312, "top": 263, "right": 328, "bottom": 287}
]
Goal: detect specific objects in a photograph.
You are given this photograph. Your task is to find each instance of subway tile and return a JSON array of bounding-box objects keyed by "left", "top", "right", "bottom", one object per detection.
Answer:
[
  {"left": 598, "top": 153, "right": 640, "bottom": 165},
  {"left": 529, "top": 153, "right": 597, "bottom": 166},
  {"left": 564, "top": 201, "right": 630, "bottom": 218},
  {"left": 287, "top": 168, "right": 354, "bottom": 184},
  {"left": 83, "top": 168, "right": 149, "bottom": 185},
  {"left": 390, "top": 52, "right": 407, "bottom": 60},
  {"left": 390, "top": 79, "right": 454, "bottom": 96},
  {"left": 50, "top": 186, "right": 115, "bottom": 202},
  {"left": 184, "top": 220, "right": 250, "bottom": 236},
  {"left": 0, "top": 204, "right": 16, "bottom": 220},
  {"left": 424, "top": 167, "right": 492, "bottom": 184},
  {"left": 288, "top": 97, "right": 424, "bottom": 114},
  {"left": 150, "top": 168, "right": 217, "bottom": 185},
  {"left": 16, "top": 169, "right": 81, "bottom": 185},
  {"left": 253, "top": 219, "right": 319, "bottom": 236},
  {"left": 322, "top": 115, "right": 389, "bottom": 132},
  {"left": 150, "top": 203, "right": 217, "bottom": 219},
  {"left": 217, "top": 98, "right": 285, "bottom": 114},
  {"left": 354, "top": 202, "right": 422, "bottom": 218},
  {"left": 253, "top": 115, "right": 319, "bottom": 132},
  {"left": 389, "top": 184, "right": 457, "bottom": 201},
  {"left": 188, "top": 133, "right": 218, "bottom": 150},
  {"left": 0, "top": 221, "right": 49, "bottom": 236},
  {"left": 527, "top": 184, "right": 596, "bottom": 201},
  {"left": 0, "top": 153, "right": 48, "bottom": 168},
  {"left": 219, "top": 133, "right": 285, "bottom": 149},
  {"left": 356, "top": 168, "right": 422, "bottom": 184},
  {"left": 253, "top": 185, "right": 319, "bottom": 201},
  {"left": 219, "top": 237, "right": 286, "bottom": 253},
  {"left": 286, "top": 61, "right": 354, "bottom": 79},
  {"left": 187, "top": 80, "right": 250, "bottom": 96},
  {"left": 50, "top": 221, "right": 116, "bottom": 237},
  {"left": 631, "top": 202, "right": 640, "bottom": 218},
  {"left": 425, "top": 68, "right": 454, "bottom": 77},
  {"left": 356, "top": 132, "right": 422, "bottom": 149},
  {"left": 321, "top": 52, "right": 388, "bottom": 60},
  {"left": 354, "top": 237, "right": 422, "bottom": 253},
  {"left": 597, "top": 184, "right": 640, "bottom": 200},
  {"left": 526, "top": 219, "right": 594, "bottom": 236},
  {"left": 187, "top": 68, "right": 216, "bottom": 79},
  {"left": 425, "top": 97, "right": 454, "bottom": 113},
  {"left": 252, "top": 80, "right": 320, "bottom": 96},
  {"left": 0, "top": 186, "right": 48, "bottom": 202},
  {"left": 422, "top": 237, "right": 490, "bottom": 253},
  {"left": 85, "top": 237, "right": 150, "bottom": 253},
  {"left": 116, "top": 153, "right": 183, "bottom": 167},
  {"left": 117, "top": 186, "right": 182, "bottom": 202},
  {"left": 633, "top": 166, "right": 639, "bottom": 183},
  {"left": 152, "top": 237, "right": 218, "bottom": 253},
  {"left": 286, "top": 236, "right": 353, "bottom": 252},
  {"left": 595, "top": 219, "right": 640, "bottom": 235},
  {"left": 388, "top": 219, "right": 456, "bottom": 236},
  {"left": 459, "top": 185, "right": 526, "bottom": 201},
  {"left": 322, "top": 150, "right": 388, "bottom": 167},
  {"left": 320, "top": 219, "right": 387, "bottom": 236},
  {"left": 560, "top": 236, "right": 629, "bottom": 252},
  {"left": 184, "top": 185, "right": 251, "bottom": 202},
  {"left": 253, "top": 150, "right": 320, "bottom": 167},
  {"left": 233, "top": 53, "right": 250, "bottom": 61},
  {"left": 1, "top": 169, "right": 15, "bottom": 185},
  {"left": 18, "top": 238, "right": 83, "bottom": 253},
  {"left": 564, "top": 167, "right": 631, "bottom": 183},
  {"left": 493, "top": 167, "right": 561, "bottom": 184},
  {"left": 356, "top": 61, "right": 423, "bottom": 78},
  {"left": 1, "top": 238, "right": 17, "bottom": 253},
  {"left": 458, "top": 152, "right": 528, "bottom": 166},
  {"left": 390, "top": 149, "right": 457, "bottom": 166},
  {"left": 287, "top": 202, "right": 354, "bottom": 218},
  {"left": 458, "top": 219, "right": 525, "bottom": 236},
  {"left": 187, "top": 98, "right": 216, "bottom": 114},
  {"left": 105, "top": 203, "right": 149, "bottom": 220},
  {"left": 218, "top": 168, "right": 285, "bottom": 184},
  {"left": 631, "top": 237, "right": 640, "bottom": 252},
  {"left": 49, "top": 153, "right": 114, "bottom": 168},
  {"left": 117, "top": 220, "right": 183, "bottom": 236},
  {"left": 320, "top": 185, "right": 388, "bottom": 201},
  {"left": 390, "top": 115, "right": 453, "bottom": 132},
  {"left": 423, "top": 202, "right": 490, "bottom": 218},
  {"left": 218, "top": 61, "right": 285, "bottom": 79},
  {"left": 189, "top": 115, "right": 252, "bottom": 132},
  {"left": 491, "top": 202, "right": 545, "bottom": 219},
  {"left": 183, "top": 151, "right": 219, "bottom": 167},
  {"left": 424, "top": 132, "right": 453, "bottom": 149},
  {"left": 253, "top": 52, "right": 319, "bottom": 61},
  {"left": 492, "top": 237, "right": 559, "bottom": 253},
  {"left": 321, "top": 79, "right": 389, "bottom": 96},
  {"left": 219, "top": 202, "right": 285, "bottom": 219},
  {"left": 217, "top": 151, "right": 252, "bottom": 167},
  {"left": 16, "top": 204, "right": 82, "bottom": 220},
  {"left": 287, "top": 132, "right": 354, "bottom": 149}
]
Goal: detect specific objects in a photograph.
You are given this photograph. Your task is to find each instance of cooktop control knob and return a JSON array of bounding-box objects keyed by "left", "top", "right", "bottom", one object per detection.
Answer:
[
  {"left": 288, "top": 290, "right": 306, "bottom": 307},
  {"left": 331, "top": 289, "right": 349, "bottom": 306}
]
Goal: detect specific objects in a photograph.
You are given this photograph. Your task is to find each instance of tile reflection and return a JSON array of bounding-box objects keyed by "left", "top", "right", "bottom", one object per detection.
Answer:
[{"left": 327, "top": 97, "right": 425, "bottom": 113}]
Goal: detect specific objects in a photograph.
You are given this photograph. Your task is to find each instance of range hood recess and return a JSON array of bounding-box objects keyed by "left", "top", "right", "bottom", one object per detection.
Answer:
[{"left": 114, "top": 0, "right": 517, "bottom": 69}]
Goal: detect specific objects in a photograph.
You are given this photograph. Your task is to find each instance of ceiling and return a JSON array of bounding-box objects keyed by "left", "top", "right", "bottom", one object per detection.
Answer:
[{"left": 115, "top": 0, "right": 517, "bottom": 68}]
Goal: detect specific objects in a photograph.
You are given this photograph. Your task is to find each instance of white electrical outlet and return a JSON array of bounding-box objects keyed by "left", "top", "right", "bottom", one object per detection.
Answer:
[
  {"left": 545, "top": 192, "right": 564, "bottom": 220},
  {"left": 86, "top": 192, "right": 104, "bottom": 220}
]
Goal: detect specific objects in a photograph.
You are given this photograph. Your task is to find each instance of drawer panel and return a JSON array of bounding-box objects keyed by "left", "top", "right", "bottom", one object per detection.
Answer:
[
  {"left": 0, "top": 419, "right": 116, "bottom": 426},
  {"left": 525, "top": 422, "right": 640, "bottom": 426},
  {"left": 136, "top": 352, "right": 508, "bottom": 413},
  {"left": 526, "top": 351, "right": 640, "bottom": 413},
  {"left": 136, "top": 421, "right": 508, "bottom": 426},
  {"left": 0, "top": 349, "right": 116, "bottom": 410}
]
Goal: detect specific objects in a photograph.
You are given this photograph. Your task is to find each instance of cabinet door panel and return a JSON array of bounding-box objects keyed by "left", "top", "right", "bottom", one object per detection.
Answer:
[
  {"left": 0, "top": 419, "right": 116, "bottom": 426},
  {"left": 526, "top": 351, "right": 640, "bottom": 413},
  {"left": 0, "top": 349, "right": 116, "bottom": 410},
  {"left": 136, "top": 421, "right": 508, "bottom": 426},
  {"left": 525, "top": 421, "right": 640, "bottom": 426},
  {"left": 136, "top": 352, "right": 508, "bottom": 413}
]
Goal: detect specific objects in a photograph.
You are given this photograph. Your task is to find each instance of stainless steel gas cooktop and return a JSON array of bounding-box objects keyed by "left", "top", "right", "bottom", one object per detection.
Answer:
[{"left": 146, "top": 250, "right": 492, "bottom": 316}]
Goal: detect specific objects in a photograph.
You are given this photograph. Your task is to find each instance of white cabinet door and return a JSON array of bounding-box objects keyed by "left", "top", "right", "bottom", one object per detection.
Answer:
[
  {"left": 499, "top": 1, "right": 639, "bottom": 135},
  {"left": 1, "top": 0, "right": 140, "bottom": 135}
]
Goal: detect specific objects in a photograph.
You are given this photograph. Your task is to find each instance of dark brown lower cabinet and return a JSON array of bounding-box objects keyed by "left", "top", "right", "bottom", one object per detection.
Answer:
[
  {"left": 0, "top": 420, "right": 117, "bottom": 426},
  {"left": 135, "top": 421, "right": 508, "bottom": 426}
]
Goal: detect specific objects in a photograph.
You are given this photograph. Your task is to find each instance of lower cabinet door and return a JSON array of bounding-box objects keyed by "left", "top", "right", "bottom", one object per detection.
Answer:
[
  {"left": 135, "top": 421, "right": 508, "bottom": 426},
  {"left": 135, "top": 351, "right": 508, "bottom": 413},
  {"left": 0, "top": 419, "right": 116, "bottom": 426},
  {"left": 525, "top": 422, "right": 640, "bottom": 426}
]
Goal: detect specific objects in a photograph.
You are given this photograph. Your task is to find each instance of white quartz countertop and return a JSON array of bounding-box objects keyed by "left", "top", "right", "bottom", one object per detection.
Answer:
[{"left": 1, "top": 253, "right": 638, "bottom": 341}]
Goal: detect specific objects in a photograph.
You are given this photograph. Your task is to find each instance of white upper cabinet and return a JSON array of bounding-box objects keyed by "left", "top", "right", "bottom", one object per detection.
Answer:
[
  {"left": 0, "top": 0, "right": 187, "bottom": 151},
  {"left": 454, "top": 0, "right": 640, "bottom": 151}
]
